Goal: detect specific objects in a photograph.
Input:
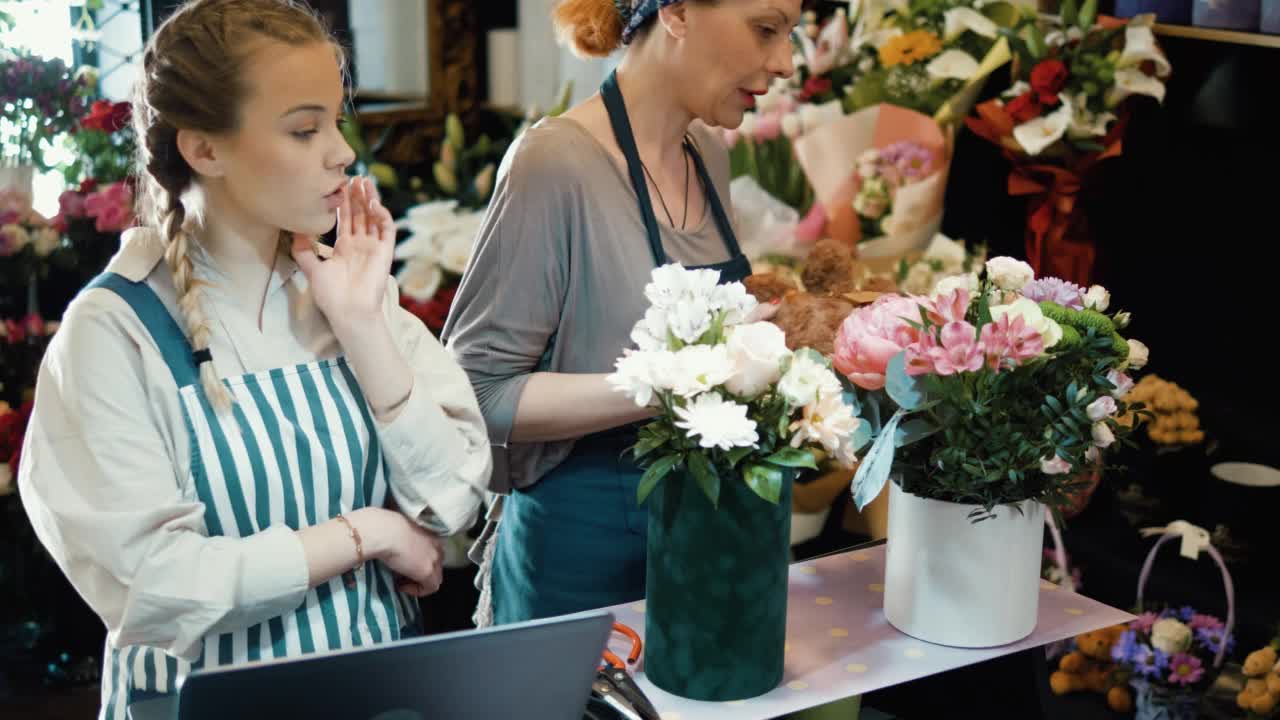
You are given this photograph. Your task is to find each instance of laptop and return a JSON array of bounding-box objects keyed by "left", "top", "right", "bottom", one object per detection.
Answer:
[{"left": 128, "top": 610, "right": 614, "bottom": 720}]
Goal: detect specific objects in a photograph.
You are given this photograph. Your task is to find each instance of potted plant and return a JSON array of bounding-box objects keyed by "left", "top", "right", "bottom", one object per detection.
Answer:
[
  {"left": 607, "top": 263, "right": 862, "bottom": 700},
  {"left": 833, "top": 256, "right": 1148, "bottom": 646}
]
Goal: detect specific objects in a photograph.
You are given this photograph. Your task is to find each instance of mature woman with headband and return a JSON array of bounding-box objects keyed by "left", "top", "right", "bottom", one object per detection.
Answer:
[{"left": 444, "top": 0, "right": 800, "bottom": 625}]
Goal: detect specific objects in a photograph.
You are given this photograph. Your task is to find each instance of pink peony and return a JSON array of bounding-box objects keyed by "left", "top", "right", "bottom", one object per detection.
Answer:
[
  {"left": 979, "top": 313, "right": 1044, "bottom": 370},
  {"left": 84, "top": 181, "right": 135, "bottom": 233},
  {"left": 928, "top": 321, "right": 983, "bottom": 376},
  {"left": 834, "top": 294, "right": 926, "bottom": 390},
  {"left": 926, "top": 288, "right": 970, "bottom": 325}
]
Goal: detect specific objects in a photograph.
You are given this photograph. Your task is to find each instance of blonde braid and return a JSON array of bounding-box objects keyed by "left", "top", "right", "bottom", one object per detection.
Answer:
[{"left": 160, "top": 193, "right": 232, "bottom": 411}]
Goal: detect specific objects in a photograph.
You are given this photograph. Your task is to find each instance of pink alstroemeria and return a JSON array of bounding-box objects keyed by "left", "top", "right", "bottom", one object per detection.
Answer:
[
  {"left": 926, "top": 288, "right": 970, "bottom": 325},
  {"left": 979, "top": 313, "right": 1044, "bottom": 370},
  {"left": 929, "top": 321, "right": 983, "bottom": 376}
]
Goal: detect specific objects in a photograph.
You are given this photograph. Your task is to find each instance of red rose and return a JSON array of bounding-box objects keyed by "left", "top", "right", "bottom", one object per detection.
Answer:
[
  {"left": 79, "top": 178, "right": 98, "bottom": 194},
  {"left": 1005, "top": 91, "right": 1043, "bottom": 124},
  {"left": 0, "top": 400, "right": 34, "bottom": 473},
  {"left": 80, "top": 100, "right": 131, "bottom": 133},
  {"left": 800, "top": 76, "right": 833, "bottom": 102},
  {"left": 1030, "top": 59, "right": 1069, "bottom": 104}
]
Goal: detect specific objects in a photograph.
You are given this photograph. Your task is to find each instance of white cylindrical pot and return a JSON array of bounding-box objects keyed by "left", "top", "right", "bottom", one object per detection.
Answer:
[{"left": 883, "top": 480, "right": 1045, "bottom": 647}]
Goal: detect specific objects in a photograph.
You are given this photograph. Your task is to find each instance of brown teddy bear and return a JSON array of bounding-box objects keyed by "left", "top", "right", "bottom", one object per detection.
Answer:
[
  {"left": 1238, "top": 646, "right": 1280, "bottom": 716},
  {"left": 1049, "top": 624, "right": 1134, "bottom": 713}
]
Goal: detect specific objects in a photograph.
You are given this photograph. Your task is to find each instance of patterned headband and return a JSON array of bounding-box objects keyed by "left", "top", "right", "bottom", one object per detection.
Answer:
[{"left": 617, "top": 0, "right": 683, "bottom": 44}]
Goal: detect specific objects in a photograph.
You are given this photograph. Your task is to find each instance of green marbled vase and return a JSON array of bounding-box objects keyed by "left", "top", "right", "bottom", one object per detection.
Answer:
[{"left": 643, "top": 469, "right": 793, "bottom": 701}]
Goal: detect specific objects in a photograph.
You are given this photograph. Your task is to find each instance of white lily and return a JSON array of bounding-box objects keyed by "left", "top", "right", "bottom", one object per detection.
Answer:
[
  {"left": 1012, "top": 94, "right": 1073, "bottom": 156},
  {"left": 1105, "top": 67, "right": 1166, "bottom": 107},
  {"left": 1118, "top": 25, "right": 1171, "bottom": 78},
  {"left": 1002, "top": 81, "right": 1031, "bottom": 99},
  {"left": 927, "top": 49, "right": 981, "bottom": 81},
  {"left": 1068, "top": 96, "right": 1117, "bottom": 139},
  {"left": 944, "top": 7, "right": 999, "bottom": 41}
]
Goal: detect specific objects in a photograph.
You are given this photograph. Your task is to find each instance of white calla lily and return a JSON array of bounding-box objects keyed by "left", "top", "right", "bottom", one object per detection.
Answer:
[
  {"left": 944, "top": 7, "right": 999, "bottom": 41},
  {"left": 1106, "top": 67, "right": 1166, "bottom": 107},
  {"left": 927, "top": 49, "right": 981, "bottom": 80},
  {"left": 1012, "top": 95, "right": 1073, "bottom": 156},
  {"left": 1119, "top": 25, "right": 1171, "bottom": 78},
  {"left": 1002, "top": 80, "right": 1031, "bottom": 99},
  {"left": 1068, "top": 96, "right": 1117, "bottom": 139}
]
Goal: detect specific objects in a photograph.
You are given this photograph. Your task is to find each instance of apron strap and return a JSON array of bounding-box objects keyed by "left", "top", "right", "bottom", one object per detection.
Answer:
[
  {"left": 601, "top": 70, "right": 666, "bottom": 267},
  {"left": 85, "top": 272, "right": 202, "bottom": 389},
  {"left": 600, "top": 69, "right": 744, "bottom": 267}
]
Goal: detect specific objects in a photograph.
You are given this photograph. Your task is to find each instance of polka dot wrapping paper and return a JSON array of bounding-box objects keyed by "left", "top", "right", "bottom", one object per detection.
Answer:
[{"left": 601, "top": 543, "right": 1133, "bottom": 719}]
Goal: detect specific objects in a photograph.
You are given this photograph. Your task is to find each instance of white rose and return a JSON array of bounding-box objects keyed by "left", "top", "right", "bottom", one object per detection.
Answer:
[
  {"left": 1126, "top": 339, "right": 1149, "bottom": 371},
  {"left": 1151, "top": 619, "right": 1193, "bottom": 655},
  {"left": 1107, "top": 369, "right": 1135, "bottom": 399},
  {"left": 984, "top": 257, "right": 1036, "bottom": 292},
  {"left": 1087, "top": 396, "right": 1118, "bottom": 422},
  {"left": 394, "top": 256, "right": 443, "bottom": 302},
  {"left": 900, "top": 262, "right": 935, "bottom": 296},
  {"left": 669, "top": 344, "right": 735, "bottom": 398},
  {"left": 1113, "top": 311, "right": 1132, "bottom": 330},
  {"left": 933, "top": 272, "right": 980, "bottom": 300},
  {"left": 1092, "top": 422, "right": 1116, "bottom": 449},
  {"left": 1040, "top": 455, "right": 1072, "bottom": 475},
  {"left": 1085, "top": 446, "right": 1100, "bottom": 464},
  {"left": 923, "top": 233, "right": 968, "bottom": 275},
  {"left": 1083, "top": 285, "right": 1111, "bottom": 312},
  {"left": 724, "top": 322, "right": 792, "bottom": 399},
  {"left": 778, "top": 354, "right": 841, "bottom": 407},
  {"left": 990, "top": 297, "right": 1063, "bottom": 349}
]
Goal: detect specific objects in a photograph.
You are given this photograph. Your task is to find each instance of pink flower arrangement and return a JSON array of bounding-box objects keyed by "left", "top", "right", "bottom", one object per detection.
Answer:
[
  {"left": 0, "top": 187, "right": 33, "bottom": 226},
  {"left": 83, "top": 180, "right": 134, "bottom": 233}
]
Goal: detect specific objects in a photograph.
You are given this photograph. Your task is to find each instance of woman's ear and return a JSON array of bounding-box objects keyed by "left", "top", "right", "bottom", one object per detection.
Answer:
[
  {"left": 657, "top": 1, "right": 691, "bottom": 40},
  {"left": 176, "top": 129, "right": 225, "bottom": 178}
]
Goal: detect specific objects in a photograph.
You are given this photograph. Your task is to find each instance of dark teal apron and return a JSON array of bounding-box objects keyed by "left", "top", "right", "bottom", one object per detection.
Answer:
[{"left": 490, "top": 70, "right": 752, "bottom": 624}]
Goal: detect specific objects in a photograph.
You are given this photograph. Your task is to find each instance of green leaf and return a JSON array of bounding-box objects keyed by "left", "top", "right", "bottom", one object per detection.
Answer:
[
  {"left": 1023, "top": 24, "right": 1048, "bottom": 61},
  {"left": 637, "top": 454, "right": 680, "bottom": 505},
  {"left": 765, "top": 448, "right": 819, "bottom": 470},
  {"left": 895, "top": 418, "right": 940, "bottom": 448},
  {"left": 688, "top": 452, "right": 721, "bottom": 507},
  {"left": 726, "top": 446, "right": 754, "bottom": 468},
  {"left": 1078, "top": 0, "right": 1098, "bottom": 30},
  {"left": 885, "top": 352, "right": 926, "bottom": 411},
  {"left": 744, "top": 463, "right": 785, "bottom": 504},
  {"left": 1060, "top": 0, "right": 1079, "bottom": 27}
]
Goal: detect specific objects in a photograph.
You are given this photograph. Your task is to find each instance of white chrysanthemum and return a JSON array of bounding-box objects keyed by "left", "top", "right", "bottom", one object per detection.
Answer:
[
  {"left": 607, "top": 351, "right": 660, "bottom": 407},
  {"left": 631, "top": 307, "right": 671, "bottom": 352},
  {"left": 674, "top": 392, "right": 759, "bottom": 451},
  {"left": 778, "top": 354, "right": 842, "bottom": 408},
  {"left": 669, "top": 345, "right": 734, "bottom": 398},
  {"left": 644, "top": 263, "right": 720, "bottom": 310}
]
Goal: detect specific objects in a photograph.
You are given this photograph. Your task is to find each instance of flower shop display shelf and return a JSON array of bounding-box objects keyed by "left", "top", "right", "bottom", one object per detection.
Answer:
[{"left": 599, "top": 540, "right": 1133, "bottom": 720}]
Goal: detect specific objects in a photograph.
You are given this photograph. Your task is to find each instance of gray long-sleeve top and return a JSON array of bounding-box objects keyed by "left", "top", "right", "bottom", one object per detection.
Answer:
[{"left": 441, "top": 116, "right": 735, "bottom": 492}]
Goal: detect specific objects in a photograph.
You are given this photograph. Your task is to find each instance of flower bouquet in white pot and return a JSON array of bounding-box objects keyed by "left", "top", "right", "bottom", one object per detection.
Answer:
[
  {"left": 607, "top": 263, "right": 863, "bottom": 701},
  {"left": 832, "top": 256, "right": 1150, "bottom": 647}
]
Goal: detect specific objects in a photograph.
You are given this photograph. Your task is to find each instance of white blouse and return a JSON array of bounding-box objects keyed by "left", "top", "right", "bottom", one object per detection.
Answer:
[{"left": 18, "top": 228, "right": 490, "bottom": 660}]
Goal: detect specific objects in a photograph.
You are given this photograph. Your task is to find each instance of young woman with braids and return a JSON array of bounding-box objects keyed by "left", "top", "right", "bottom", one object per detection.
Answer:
[
  {"left": 443, "top": 0, "right": 800, "bottom": 626},
  {"left": 17, "top": 2, "right": 490, "bottom": 716}
]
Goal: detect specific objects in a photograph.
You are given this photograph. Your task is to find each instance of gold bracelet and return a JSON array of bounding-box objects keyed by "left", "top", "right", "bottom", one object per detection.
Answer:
[{"left": 335, "top": 514, "right": 364, "bottom": 587}]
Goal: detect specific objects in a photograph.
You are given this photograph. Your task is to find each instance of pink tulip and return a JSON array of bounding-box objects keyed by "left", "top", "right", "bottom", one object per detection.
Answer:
[{"left": 833, "top": 294, "right": 925, "bottom": 390}]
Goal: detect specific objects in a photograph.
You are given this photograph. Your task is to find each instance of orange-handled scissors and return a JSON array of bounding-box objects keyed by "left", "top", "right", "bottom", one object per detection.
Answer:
[{"left": 592, "top": 623, "right": 659, "bottom": 720}]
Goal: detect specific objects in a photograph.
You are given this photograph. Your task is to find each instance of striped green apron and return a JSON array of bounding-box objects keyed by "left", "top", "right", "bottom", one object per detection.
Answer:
[{"left": 87, "top": 273, "right": 421, "bottom": 720}]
